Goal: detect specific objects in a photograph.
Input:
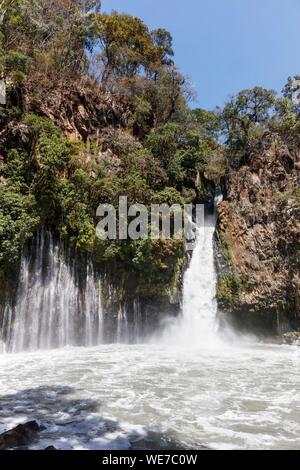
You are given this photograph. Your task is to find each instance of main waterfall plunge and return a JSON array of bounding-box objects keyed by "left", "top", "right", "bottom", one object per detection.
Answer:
[
  {"left": 157, "top": 209, "right": 220, "bottom": 347},
  {"left": 0, "top": 202, "right": 221, "bottom": 353}
]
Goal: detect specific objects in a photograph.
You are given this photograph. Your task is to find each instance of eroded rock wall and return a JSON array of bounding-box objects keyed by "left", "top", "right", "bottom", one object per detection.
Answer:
[{"left": 216, "top": 134, "right": 300, "bottom": 335}]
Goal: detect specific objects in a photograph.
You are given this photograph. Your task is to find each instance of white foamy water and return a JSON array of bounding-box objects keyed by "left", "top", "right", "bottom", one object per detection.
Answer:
[{"left": 0, "top": 343, "right": 299, "bottom": 450}]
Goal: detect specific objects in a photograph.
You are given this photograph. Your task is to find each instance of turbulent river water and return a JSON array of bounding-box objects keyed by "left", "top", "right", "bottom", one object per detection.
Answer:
[
  {"left": 0, "top": 212, "right": 299, "bottom": 450},
  {"left": 0, "top": 343, "right": 299, "bottom": 450}
]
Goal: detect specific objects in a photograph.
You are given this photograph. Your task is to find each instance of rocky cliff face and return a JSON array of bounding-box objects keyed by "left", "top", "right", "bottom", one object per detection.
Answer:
[
  {"left": 23, "top": 83, "right": 133, "bottom": 142},
  {"left": 216, "top": 133, "right": 300, "bottom": 335}
]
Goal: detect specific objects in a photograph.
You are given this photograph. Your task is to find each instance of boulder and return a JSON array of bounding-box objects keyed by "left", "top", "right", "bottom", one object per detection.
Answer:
[{"left": 0, "top": 421, "right": 43, "bottom": 450}]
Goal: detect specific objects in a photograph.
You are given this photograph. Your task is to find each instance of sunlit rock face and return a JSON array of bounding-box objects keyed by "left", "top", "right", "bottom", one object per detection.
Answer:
[{"left": 216, "top": 134, "right": 300, "bottom": 335}]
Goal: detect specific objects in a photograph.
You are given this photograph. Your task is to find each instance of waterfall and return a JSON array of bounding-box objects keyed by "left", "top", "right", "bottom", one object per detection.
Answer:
[
  {"left": 116, "top": 300, "right": 143, "bottom": 344},
  {"left": 180, "top": 194, "right": 223, "bottom": 345},
  {"left": 180, "top": 215, "right": 218, "bottom": 343},
  {"left": 1, "top": 229, "right": 103, "bottom": 353},
  {"left": 117, "top": 305, "right": 129, "bottom": 343},
  {"left": 158, "top": 193, "right": 222, "bottom": 347},
  {"left": 0, "top": 229, "right": 148, "bottom": 353},
  {"left": 0, "top": 191, "right": 223, "bottom": 353}
]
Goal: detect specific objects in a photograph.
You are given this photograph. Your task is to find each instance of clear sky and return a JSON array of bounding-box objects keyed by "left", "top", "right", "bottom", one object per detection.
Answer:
[{"left": 102, "top": 0, "right": 300, "bottom": 110}]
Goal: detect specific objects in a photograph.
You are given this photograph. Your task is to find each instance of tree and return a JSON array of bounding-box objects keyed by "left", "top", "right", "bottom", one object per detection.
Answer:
[
  {"left": 220, "top": 87, "right": 276, "bottom": 155},
  {"left": 268, "top": 95, "right": 300, "bottom": 144},
  {"left": 151, "top": 28, "right": 174, "bottom": 66},
  {"left": 282, "top": 75, "right": 300, "bottom": 115},
  {"left": 78, "top": 0, "right": 101, "bottom": 12},
  {"left": 0, "top": 0, "right": 99, "bottom": 82},
  {"left": 93, "top": 11, "right": 165, "bottom": 81},
  {"left": 192, "top": 108, "right": 221, "bottom": 141},
  {"left": 147, "top": 66, "right": 188, "bottom": 125},
  {"left": 146, "top": 122, "right": 209, "bottom": 187}
]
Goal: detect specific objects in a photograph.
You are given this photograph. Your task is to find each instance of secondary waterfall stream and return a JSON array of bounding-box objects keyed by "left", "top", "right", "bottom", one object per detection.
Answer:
[
  {"left": 0, "top": 203, "right": 299, "bottom": 450},
  {"left": 1, "top": 229, "right": 103, "bottom": 353},
  {"left": 1, "top": 230, "right": 148, "bottom": 352}
]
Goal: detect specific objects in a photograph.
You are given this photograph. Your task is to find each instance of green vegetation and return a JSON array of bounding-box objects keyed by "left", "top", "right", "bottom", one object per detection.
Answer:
[
  {"left": 220, "top": 236, "right": 236, "bottom": 269},
  {"left": 216, "top": 273, "right": 252, "bottom": 309},
  {"left": 216, "top": 234, "right": 254, "bottom": 308},
  {"left": 0, "top": 1, "right": 299, "bottom": 297},
  {"left": 216, "top": 237, "right": 241, "bottom": 308},
  {"left": 216, "top": 274, "right": 242, "bottom": 308},
  {"left": 276, "top": 188, "right": 300, "bottom": 205},
  {"left": 272, "top": 257, "right": 281, "bottom": 273}
]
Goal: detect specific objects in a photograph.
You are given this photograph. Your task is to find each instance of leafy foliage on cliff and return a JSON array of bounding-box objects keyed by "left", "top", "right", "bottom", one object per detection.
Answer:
[
  {"left": 0, "top": 0, "right": 218, "bottom": 296},
  {"left": 218, "top": 83, "right": 300, "bottom": 166}
]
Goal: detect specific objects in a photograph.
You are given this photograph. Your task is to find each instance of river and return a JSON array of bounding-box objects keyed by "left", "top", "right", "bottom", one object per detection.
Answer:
[{"left": 0, "top": 210, "right": 299, "bottom": 450}]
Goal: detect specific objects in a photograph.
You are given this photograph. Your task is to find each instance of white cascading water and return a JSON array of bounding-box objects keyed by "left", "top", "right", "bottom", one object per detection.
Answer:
[
  {"left": 117, "top": 305, "right": 129, "bottom": 343},
  {"left": 160, "top": 194, "right": 223, "bottom": 346},
  {"left": 181, "top": 216, "right": 218, "bottom": 344},
  {"left": 2, "top": 229, "right": 103, "bottom": 353}
]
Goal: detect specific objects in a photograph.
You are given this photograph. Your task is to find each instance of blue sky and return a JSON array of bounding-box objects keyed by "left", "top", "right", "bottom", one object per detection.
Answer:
[{"left": 102, "top": 0, "right": 300, "bottom": 109}]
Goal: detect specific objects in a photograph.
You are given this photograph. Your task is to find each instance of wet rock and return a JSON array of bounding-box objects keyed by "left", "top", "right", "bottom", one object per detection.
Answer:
[
  {"left": 282, "top": 331, "right": 300, "bottom": 346},
  {"left": 0, "top": 421, "right": 43, "bottom": 449}
]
